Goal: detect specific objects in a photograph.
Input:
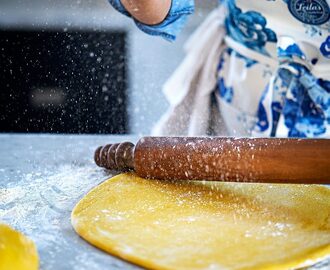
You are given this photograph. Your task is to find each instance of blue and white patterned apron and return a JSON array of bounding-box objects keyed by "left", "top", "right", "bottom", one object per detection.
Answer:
[{"left": 109, "top": 0, "right": 330, "bottom": 138}]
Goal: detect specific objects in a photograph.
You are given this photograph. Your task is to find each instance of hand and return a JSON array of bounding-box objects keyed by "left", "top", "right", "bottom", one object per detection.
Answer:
[{"left": 121, "top": 0, "right": 171, "bottom": 25}]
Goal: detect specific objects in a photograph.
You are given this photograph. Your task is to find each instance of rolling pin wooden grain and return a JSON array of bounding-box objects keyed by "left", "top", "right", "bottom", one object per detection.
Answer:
[{"left": 94, "top": 137, "right": 330, "bottom": 184}]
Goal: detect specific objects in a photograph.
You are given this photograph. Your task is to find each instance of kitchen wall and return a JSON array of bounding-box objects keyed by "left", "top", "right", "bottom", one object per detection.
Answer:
[{"left": 0, "top": 0, "right": 217, "bottom": 134}]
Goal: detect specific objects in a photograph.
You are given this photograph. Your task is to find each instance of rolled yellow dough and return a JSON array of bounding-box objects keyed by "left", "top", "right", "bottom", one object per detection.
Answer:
[
  {"left": 0, "top": 223, "right": 39, "bottom": 270},
  {"left": 72, "top": 173, "right": 330, "bottom": 270}
]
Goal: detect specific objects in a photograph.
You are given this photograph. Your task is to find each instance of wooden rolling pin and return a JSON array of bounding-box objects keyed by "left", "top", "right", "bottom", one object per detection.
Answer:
[{"left": 94, "top": 137, "right": 330, "bottom": 184}]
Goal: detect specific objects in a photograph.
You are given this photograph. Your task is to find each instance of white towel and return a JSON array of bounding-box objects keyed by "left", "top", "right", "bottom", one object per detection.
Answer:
[{"left": 152, "top": 6, "right": 227, "bottom": 136}]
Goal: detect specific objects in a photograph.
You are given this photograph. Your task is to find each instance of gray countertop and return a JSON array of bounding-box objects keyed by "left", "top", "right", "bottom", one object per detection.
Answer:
[
  {"left": 1, "top": 134, "right": 329, "bottom": 270},
  {"left": 0, "top": 134, "right": 142, "bottom": 270}
]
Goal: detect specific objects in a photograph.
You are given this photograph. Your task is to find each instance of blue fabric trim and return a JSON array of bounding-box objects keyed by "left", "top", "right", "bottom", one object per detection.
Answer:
[{"left": 108, "top": 0, "right": 195, "bottom": 41}]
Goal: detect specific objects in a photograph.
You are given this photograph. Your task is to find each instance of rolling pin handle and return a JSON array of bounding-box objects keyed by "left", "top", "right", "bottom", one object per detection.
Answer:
[
  {"left": 94, "top": 146, "right": 102, "bottom": 167},
  {"left": 115, "top": 142, "right": 135, "bottom": 170},
  {"left": 95, "top": 142, "right": 135, "bottom": 171},
  {"left": 107, "top": 143, "right": 119, "bottom": 169},
  {"left": 100, "top": 144, "right": 112, "bottom": 168}
]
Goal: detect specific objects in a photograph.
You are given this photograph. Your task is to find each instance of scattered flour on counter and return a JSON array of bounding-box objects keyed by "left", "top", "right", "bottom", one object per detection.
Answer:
[{"left": 0, "top": 164, "right": 135, "bottom": 270}]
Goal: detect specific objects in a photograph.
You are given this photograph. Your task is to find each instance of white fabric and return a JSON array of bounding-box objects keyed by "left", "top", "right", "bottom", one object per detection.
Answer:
[{"left": 152, "top": 6, "right": 227, "bottom": 136}]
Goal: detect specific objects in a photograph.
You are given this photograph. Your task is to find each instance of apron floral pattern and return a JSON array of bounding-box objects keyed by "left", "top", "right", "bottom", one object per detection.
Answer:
[{"left": 225, "top": 1, "right": 277, "bottom": 56}]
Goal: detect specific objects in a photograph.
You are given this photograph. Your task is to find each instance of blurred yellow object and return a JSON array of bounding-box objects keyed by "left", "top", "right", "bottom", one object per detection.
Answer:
[
  {"left": 0, "top": 223, "right": 39, "bottom": 270},
  {"left": 72, "top": 173, "right": 330, "bottom": 270}
]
